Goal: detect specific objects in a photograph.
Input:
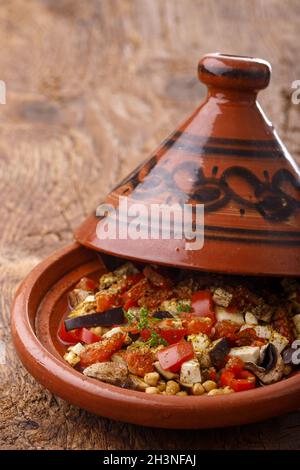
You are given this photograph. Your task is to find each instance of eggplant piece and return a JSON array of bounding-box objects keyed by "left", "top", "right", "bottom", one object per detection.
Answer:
[
  {"left": 154, "top": 361, "right": 179, "bottom": 380},
  {"left": 64, "top": 306, "right": 124, "bottom": 331},
  {"left": 125, "top": 374, "right": 148, "bottom": 391},
  {"left": 245, "top": 343, "right": 284, "bottom": 385},
  {"left": 152, "top": 311, "right": 174, "bottom": 319},
  {"left": 209, "top": 338, "right": 230, "bottom": 369}
]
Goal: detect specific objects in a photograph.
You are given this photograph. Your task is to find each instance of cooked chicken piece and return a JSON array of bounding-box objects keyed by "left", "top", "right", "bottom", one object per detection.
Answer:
[{"left": 83, "top": 362, "right": 128, "bottom": 386}]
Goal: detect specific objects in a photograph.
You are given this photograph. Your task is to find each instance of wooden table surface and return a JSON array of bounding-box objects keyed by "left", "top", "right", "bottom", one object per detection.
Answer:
[{"left": 1, "top": 0, "right": 300, "bottom": 450}]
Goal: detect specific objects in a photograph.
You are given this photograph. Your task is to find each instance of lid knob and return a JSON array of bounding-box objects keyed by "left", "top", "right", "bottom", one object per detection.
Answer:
[{"left": 198, "top": 53, "right": 271, "bottom": 92}]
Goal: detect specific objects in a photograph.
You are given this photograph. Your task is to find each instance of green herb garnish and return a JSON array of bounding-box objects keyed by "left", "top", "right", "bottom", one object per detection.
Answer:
[
  {"left": 146, "top": 331, "right": 168, "bottom": 348},
  {"left": 177, "top": 301, "right": 191, "bottom": 313},
  {"left": 124, "top": 308, "right": 137, "bottom": 324},
  {"left": 138, "top": 307, "right": 149, "bottom": 331}
]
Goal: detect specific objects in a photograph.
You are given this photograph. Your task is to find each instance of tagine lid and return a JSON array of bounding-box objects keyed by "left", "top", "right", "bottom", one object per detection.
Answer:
[{"left": 75, "top": 53, "right": 300, "bottom": 277}]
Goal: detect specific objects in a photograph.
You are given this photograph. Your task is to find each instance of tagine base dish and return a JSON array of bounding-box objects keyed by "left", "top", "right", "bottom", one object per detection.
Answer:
[{"left": 11, "top": 243, "right": 300, "bottom": 429}]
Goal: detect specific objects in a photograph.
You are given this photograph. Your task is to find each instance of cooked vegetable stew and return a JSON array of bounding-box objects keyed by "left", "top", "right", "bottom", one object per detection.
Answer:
[{"left": 60, "top": 262, "right": 300, "bottom": 396}]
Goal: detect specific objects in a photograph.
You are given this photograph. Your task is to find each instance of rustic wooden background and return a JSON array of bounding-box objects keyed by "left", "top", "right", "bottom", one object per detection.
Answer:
[{"left": 1, "top": 0, "right": 300, "bottom": 450}]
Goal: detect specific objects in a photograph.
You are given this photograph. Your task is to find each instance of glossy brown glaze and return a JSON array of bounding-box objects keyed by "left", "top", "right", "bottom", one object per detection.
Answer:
[
  {"left": 11, "top": 243, "right": 300, "bottom": 428},
  {"left": 75, "top": 53, "right": 300, "bottom": 276}
]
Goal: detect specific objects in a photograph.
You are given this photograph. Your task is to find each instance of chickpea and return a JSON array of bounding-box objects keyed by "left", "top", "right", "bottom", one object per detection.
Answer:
[
  {"left": 192, "top": 383, "right": 205, "bottom": 396},
  {"left": 90, "top": 326, "right": 102, "bottom": 336},
  {"left": 144, "top": 372, "right": 160, "bottom": 387},
  {"left": 176, "top": 391, "right": 188, "bottom": 396},
  {"left": 202, "top": 380, "right": 217, "bottom": 392},
  {"left": 165, "top": 380, "right": 180, "bottom": 395},
  {"left": 207, "top": 388, "right": 223, "bottom": 396},
  {"left": 222, "top": 386, "right": 234, "bottom": 394},
  {"left": 145, "top": 386, "right": 159, "bottom": 394},
  {"left": 157, "top": 380, "right": 166, "bottom": 392}
]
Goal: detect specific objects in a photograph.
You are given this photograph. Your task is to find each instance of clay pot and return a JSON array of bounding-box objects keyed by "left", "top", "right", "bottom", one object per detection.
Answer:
[
  {"left": 10, "top": 243, "right": 300, "bottom": 428},
  {"left": 75, "top": 53, "right": 300, "bottom": 276},
  {"left": 10, "top": 54, "right": 300, "bottom": 428}
]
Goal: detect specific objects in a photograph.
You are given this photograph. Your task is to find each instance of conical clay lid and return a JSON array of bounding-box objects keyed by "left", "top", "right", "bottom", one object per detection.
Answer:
[{"left": 75, "top": 53, "right": 300, "bottom": 276}]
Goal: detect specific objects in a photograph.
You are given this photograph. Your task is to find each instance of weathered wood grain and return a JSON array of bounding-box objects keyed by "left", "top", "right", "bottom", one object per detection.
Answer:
[{"left": 0, "top": 0, "right": 300, "bottom": 450}]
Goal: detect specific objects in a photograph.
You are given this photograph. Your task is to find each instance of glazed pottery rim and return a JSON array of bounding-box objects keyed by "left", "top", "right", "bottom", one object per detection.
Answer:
[{"left": 11, "top": 242, "right": 300, "bottom": 422}]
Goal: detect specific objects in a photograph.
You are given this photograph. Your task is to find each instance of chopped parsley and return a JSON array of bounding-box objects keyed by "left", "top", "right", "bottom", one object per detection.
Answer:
[
  {"left": 138, "top": 307, "right": 149, "bottom": 330},
  {"left": 124, "top": 308, "right": 137, "bottom": 324},
  {"left": 146, "top": 331, "right": 168, "bottom": 347},
  {"left": 177, "top": 301, "right": 191, "bottom": 313}
]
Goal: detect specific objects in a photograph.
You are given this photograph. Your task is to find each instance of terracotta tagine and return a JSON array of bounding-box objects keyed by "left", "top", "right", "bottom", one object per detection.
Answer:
[
  {"left": 75, "top": 53, "right": 300, "bottom": 276},
  {"left": 10, "top": 54, "right": 300, "bottom": 429}
]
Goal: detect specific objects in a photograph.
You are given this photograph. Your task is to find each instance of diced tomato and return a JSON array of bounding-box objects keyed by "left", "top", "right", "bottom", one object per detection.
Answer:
[
  {"left": 140, "top": 324, "right": 187, "bottom": 344},
  {"left": 59, "top": 323, "right": 101, "bottom": 345},
  {"left": 143, "top": 265, "right": 172, "bottom": 288},
  {"left": 96, "top": 292, "right": 119, "bottom": 312},
  {"left": 214, "top": 320, "right": 240, "bottom": 345},
  {"left": 231, "top": 370, "right": 256, "bottom": 392},
  {"left": 79, "top": 333, "right": 125, "bottom": 367},
  {"left": 235, "top": 328, "right": 267, "bottom": 347},
  {"left": 123, "top": 298, "right": 137, "bottom": 311},
  {"left": 225, "top": 356, "right": 244, "bottom": 375},
  {"left": 125, "top": 349, "right": 155, "bottom": 376},
  {"left": 209, "top": 368, "right": 217, "bottom": 382},
  {"left": 160, "top": 328, "right": 187, "bottom": 344},
  {"left": 122, "top": 278, "right": 149, "bottom": 310},
  {"left": 126, "top": 273, "right": 144, "bottom": 287},
  {"left": 220, "top": 369, "right": 235, "bottom": 388},
  {"left": 226, "top": 304, "right": 239, "bottom": 313},
  {"left": 157, "top": 340, "right": 194, "bottom": 373},
  {"left": 191, "top": 291, "right": 216, "bottom": 323},
  {"left": 58, "top": 322, "right": 79, "bottom": 345},
  {"left": 123, "top": 323, "right": 140, "bottom": 335},
  {"left": 182, "top": 315, "right": 213, "bottom": 335},
  {"left": 140, "top": 328, "right": 152, "bottom": 341},
  {"left": 76, "top": 277, "right": 96, "bottom": 291},
  {"left": 74, "top": 328, "right": 100, "bottom": 345},
  {"left": 220, "top": 360, "right": 256, "bottom": 392}
]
